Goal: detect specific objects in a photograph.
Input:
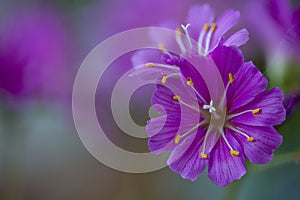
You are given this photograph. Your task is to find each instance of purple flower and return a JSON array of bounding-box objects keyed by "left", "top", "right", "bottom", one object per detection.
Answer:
[
  {"left": 283, "top": 91, "right": 300, "bottom": 117},
  {"left": 0, "top": 4, "right": 72, "bottom": 101},
  {"left": 245, "top": 0, "right": 300, "bottom": 61},
  {"left": 130, "top": 4, "right": 286, "bottom": 186},
  {"left": 132, "top": 4, "right": 249, "bottom": 68}
]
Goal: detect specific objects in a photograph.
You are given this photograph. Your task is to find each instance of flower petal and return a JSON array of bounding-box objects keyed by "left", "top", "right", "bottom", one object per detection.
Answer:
[
  {"left": 210, "top": 45, "right": 244, "bottom": 85},
  {"left": 210, "top": 9, "right": 240, "bottom": 51},
  {"left": 147, "top": 113, "right": 201, "bottom": 154},
  {"left": 185, "top": 4, "right": 214, "bottom": 40},
  {"left": 131, "top": 49, "right": 162, "bottom": 66},
  {"left": 222, "top": 28, "right": 249, "bottom": 47},
  {"left": 178, "top": 57, "right": 210, "bottom": 104},
  {"left": 149, "top": 20, "right": 180, "bottom": 51},
  {"left": 208, "top": 132, "right": 246, "bottom": 186},
  {"left": 231, "top": 87, "right": 286, "bottom": 126},
  {"left": 231, "top": 124, "right": 282, "bottom": 164},
  {"left": 168, "top": 129, "right": 208, "bottom": 181},
  {"left": 227, "top": 61, "right": 268, "bottom": 111},
  {"left": 147, "top": 115, "right": 178, "bottom": 153},
  {"left": 152, "top": 84, "right": 180, "bottom": 114}
]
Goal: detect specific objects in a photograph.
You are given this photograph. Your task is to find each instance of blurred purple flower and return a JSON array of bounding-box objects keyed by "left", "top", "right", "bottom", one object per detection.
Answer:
[
  {"left": 284, "top": 91, "right": 300, "bottom": 117},
  {"left": 130, "top": 4, "right": 286, "bottom": 186},
  {"left": 245, "top": 0, "right": 300, "bottom": 61},
  {"left": 0, "top": 4, "right": 72, "bottom": 101}
]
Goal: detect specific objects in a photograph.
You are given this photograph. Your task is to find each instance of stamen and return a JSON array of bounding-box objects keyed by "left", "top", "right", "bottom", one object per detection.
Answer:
[
  {"left": 204, "top": 22, "right": 217, "bottom": 55},
  {"left": 211, "top": 22, "right": 217, "bottom": 31},
  {"left": 181, "top": 24, "right": 193, "bottom": 49},
  {"left": 161, "top": 73, "right": 181, "bottom": 84},
  {"left": 204, "top": 24, "right": 210, "bottom": 31},
  {"left": 220, "top": 73, "right": 235, "bottom": 105},
  {"left": 173, "top": 95, "right": 181, "bottom": 101},
  {"left": 158, "top": 44, "right": 173, "bottom": 58},
  {"left": 198, "top": 23, "right": 210, "bottom": 55},
  {"left": 145, "top": 63, "right": 179, "bottom": 71},
  {"left": 178, "top": 99, "right": 201, "bottom": 113},
  {"left": 252, "top": 108, "right": 261, "bottom": 115},
  {"left": 221, "top": 131, "right": 240, "bottom": 157},
  {"left": 174, "top": 120, "right": 208, "bottom": 144},
  {"left": 161, "top": 76, "right": 167, "bottom": 84},
  {"left": 158, "top": 44, "right": 166, "bottom": 51},
  {"left": 175, "top": 28, "right": 187, "bottom": 53},
  {"left": 186, "top": 77, "right": 194, "bottom": 86},
  {"left": 146, "top": 62, "right": 155, "bottom": 67},
  {"left": 226, "top": 125, "right": 255, "bottom": 142},
  {"left": 186, "top": 77, "right": 208, "bottom": 104},
  {"left": 230, "top": 150, "right": 240, "bottom": 156},
  {"left": 227, "top": 108, "right": 262, "bottom": 120},
  {"left": 200, "top": 152, "right": 208, "bottom": 159},
  {"left": 200, "top": 125, "right": 214, "bottom": 158},
  {"left": 174, "top": 134, "right": 181, "bottom": 144},
  {"left": 229, "top": 73, "right": 234, "bottom": 83},
  {"left": 203, "top": 100, "right": 216, "bottom": 113}
]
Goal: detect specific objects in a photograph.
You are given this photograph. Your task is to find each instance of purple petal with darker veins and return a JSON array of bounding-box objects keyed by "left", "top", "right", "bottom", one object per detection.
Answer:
[
  {"left": 231, "top": 87, "right": 286, "bottom": 126},
  {"left": 230, "top": 124, "right": 282, "bottom": 164},
  {"left": 147, "top": 114, "right": 179, "bottom": 154},
  {"left": 147, "top": 113, "right": 201, "bottom": 154},
  {"left": 208, "top": 131, "right": 246, "bottom": 186},
  {"left": 210, "top": 45, "right": 243, "bottom": 84},
  {"left": 178, "top": 58, "right": 210, "bottom": 104},
  {"left": 162, "top": 77, "right": 199, "bottom": 109},
  {"left": 227, "top": 61, "right": 268, "bottom": 111},
  {"left": 168, "top": 129, "right": 208, "bottom": 181},
  {"left": 152, "top": 84, "right": 180, "bottom": 114},
  {"left": 210, "top": 9, "right": 240, "bottom": 52},
  {"left": 185, "top": 4, "right": 214, "bottom": 40},
  {"left": 222, "top": 28, "right": 249, "bottom": 47}
]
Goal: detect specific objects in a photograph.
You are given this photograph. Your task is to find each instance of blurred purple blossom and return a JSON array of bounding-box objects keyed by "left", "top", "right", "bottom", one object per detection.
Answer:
[
  {"left": 245, "top": 0, "right": 300, "bottom": 61},
  {"left": 284, "top": 91, "right": 300, "bottom": 117},
  {"left": 0, "top": 4, "right": 72, "bottom": 102}
]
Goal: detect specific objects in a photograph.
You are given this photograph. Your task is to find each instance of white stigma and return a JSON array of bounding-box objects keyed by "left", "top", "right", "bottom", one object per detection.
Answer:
[
  {"left": 203, "top": 100, "right": 216, "bottom": 113},
  {"left": 181, "top": 23, "right": 193, "bottom": 49}
]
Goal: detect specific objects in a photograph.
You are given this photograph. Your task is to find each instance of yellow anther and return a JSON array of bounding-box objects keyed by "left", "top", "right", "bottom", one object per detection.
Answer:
[
  {"left": 173, "top": 95, "right": 181, "bottom": 101},
  {"left": 161, "top": 76, "right": 167, "bottom": 84},
  {"left": 146, "top": 62, "right": 154, "bottom": 67},
  {"left": 174, "top": 134, "right": 181, "bottom": 144},
  {"left": 247, "top": 137, "right": 254, "bottom": 142},
  {"left": 158, "top": 44, "right": 166, "bottom": 51},
  {"left": 176, "top": 28, "right": 182, "bottom": 35},
  {"left": 186, "top": 78, "right": 194, "bottom": 86},
  {"left": 229, "top": 73, "right": 234, "bottom": 83},
  {"left": 204, "top": 23, "right": 210, "bottom": 31},
  {"left": 211, "top": 22, "right": 217, "bottom": 31},
  {"left": 252, "top": 108, "right": 261, "bottom": 116},
  {"left": 230, "top": 150, "right": 240, "bottom": 156},
  {"left": 200, "top": 152, "right": 208, "bottom": 159}
]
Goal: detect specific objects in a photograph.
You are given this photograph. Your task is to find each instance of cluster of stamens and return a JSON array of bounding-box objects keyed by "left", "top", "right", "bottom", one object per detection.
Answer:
[
  {"left": 144, "top": 59, "right": 261, "bottom": 159},
  {"left": 175, "top": 22, "right": 218, "bottom": 56},
  {"left": 171, "top": 72, "right": 260, "bottom": 159}
]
